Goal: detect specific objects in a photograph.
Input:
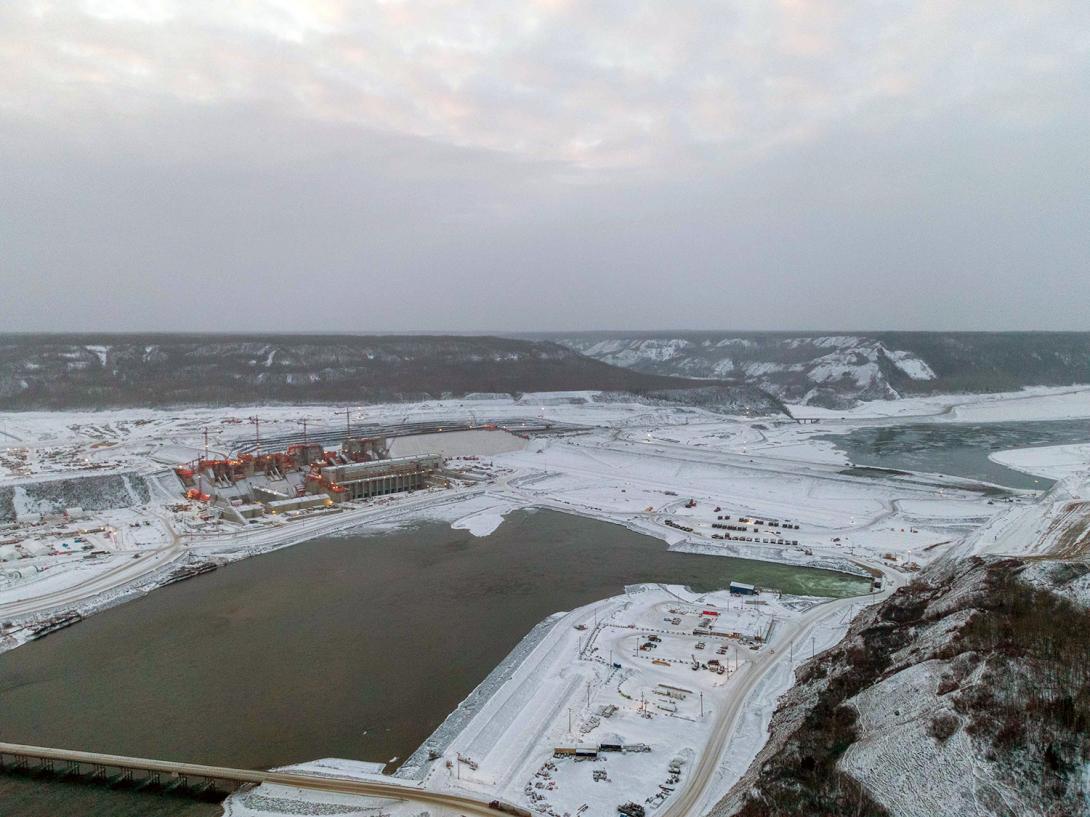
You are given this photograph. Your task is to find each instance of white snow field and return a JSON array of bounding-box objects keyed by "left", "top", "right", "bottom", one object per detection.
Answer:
[
  {"left": 1, "top": 385, "right": 1089, "bottom": 816},
  {"left": 990, "top": 442, "right": 1090, "bottom": 481}
]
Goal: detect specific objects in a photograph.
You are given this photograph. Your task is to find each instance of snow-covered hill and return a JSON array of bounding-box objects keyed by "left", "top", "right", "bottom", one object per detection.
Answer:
[
  {"left": 710, "top": 556, "right": 1090, "bottom": 817},
  {"left": 558, "top": 335, "right": 936, "bottom": 407},
  {"left": 0, "top": 334, "right": 756, "bottom": 409},
  {"left": 554, "top": 332, "right": 1090, "bottom": 408}
]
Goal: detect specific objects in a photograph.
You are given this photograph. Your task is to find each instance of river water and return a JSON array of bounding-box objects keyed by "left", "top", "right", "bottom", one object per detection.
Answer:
[
  {"left": 0, "top": 510, "right": 868, "bottom": 815},
  {"left": 821, "top": 418, "right": 1090, "bottom": 490}
]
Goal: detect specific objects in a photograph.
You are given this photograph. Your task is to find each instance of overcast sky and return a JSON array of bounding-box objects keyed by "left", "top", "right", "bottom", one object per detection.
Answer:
[{"left": 2, "top": 1, "right": 1088, "bottom": 333}]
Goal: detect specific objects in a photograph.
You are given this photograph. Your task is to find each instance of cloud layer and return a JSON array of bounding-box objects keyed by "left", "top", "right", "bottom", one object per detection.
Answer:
[{"left": 2, "top": 1, "right": 1089, "bottom": 331}]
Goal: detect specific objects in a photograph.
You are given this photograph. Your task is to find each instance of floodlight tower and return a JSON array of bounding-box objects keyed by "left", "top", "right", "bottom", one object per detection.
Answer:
[{"left": 248, "top": 416, "right": 261, "bottom": 452}]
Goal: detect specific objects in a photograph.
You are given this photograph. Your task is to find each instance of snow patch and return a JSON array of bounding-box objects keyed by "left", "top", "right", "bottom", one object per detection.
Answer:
[
  {"left": 885, "top": 349, "right": 937, "bottom": 381},
  {"left": 85, "top": 345, "right": 110, "bottom": 366},
  {"left": 452, "top": 510, "right": 506, "bottom": 537}
]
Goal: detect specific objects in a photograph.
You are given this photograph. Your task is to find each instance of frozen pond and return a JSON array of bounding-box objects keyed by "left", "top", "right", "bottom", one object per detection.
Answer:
[
  {"left": 821, "top": 419, "right": 1090, "bottom": 490},
  {"left": 0, "top": 509, "right": 868, "bottom": 804}
]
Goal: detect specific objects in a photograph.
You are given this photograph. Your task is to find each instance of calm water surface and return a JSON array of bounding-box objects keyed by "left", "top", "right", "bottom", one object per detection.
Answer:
[{"left": 0, "top": 509, "right": 868, "bottom": 817}]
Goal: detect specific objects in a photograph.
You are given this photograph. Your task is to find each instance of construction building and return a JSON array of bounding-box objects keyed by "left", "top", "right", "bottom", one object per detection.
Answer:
[
  {"left": 341, "top": 435, "right": 389, "bottom": 462},
  {"left": 728, "top": 581, "right": 757, "bottom": 596},
  {"left": 174, "top": 433, "right": 443, "bottom": 520},
  {"left": 306, "top": 455, "right": 442, "bottom": 501}
]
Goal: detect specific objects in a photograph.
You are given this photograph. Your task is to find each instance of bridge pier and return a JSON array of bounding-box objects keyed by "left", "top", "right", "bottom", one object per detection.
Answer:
[
  {"left": 193, "top": 780, "right": 215, "bottom": 798},
  {"left": 163, "top": 774, "right": 188, "bottom": 794},
  {"left": 133, "top": 771, "right": 161, "bottom": 791}
]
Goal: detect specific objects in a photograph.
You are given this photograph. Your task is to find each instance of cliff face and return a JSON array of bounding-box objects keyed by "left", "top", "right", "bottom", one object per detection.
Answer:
[
  {"left": 710, "top": 557, "right": 1090, "bottom": 817},
  {"left": 552, "top": 332, "right": 1090, "bottom": 408},
  {"left": 0, "top": 334, "right": 781, "bottom": 411}
]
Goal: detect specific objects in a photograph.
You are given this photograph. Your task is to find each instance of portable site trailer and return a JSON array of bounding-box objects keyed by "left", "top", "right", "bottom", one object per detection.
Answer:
[{"left": 554, "top": 745, "right": 599, "bottom": 758}]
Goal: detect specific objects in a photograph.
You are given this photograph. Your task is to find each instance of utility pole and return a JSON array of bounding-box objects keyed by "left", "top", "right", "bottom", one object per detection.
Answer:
[
  {"left": 700, "top": 691, "right": 704, "bottom": 718},
  {"left": 202, "top": 426, "right": 209, "bottom": 460},
  {"left": 248, "top": 416, "right": 261, "bottom": 451},
  {"left": 568, "top": 707, "right": 573, "bottom": 734},
  {"left": 587, "top": 681, "right": 591, "bottom": 708}
]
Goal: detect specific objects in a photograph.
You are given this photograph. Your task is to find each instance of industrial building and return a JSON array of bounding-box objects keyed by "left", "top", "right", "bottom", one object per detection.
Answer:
[
  {"left": 174, "top": 433, "right": 444, "bottom": 522},
  {"left": 307, "top": 455, "right": 442, "bottom": 501}
]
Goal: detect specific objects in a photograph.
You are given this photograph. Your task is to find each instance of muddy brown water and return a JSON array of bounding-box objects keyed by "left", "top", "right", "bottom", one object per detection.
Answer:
[{"left": 0, "top": 509, "right": 868, "bottom": 815}]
